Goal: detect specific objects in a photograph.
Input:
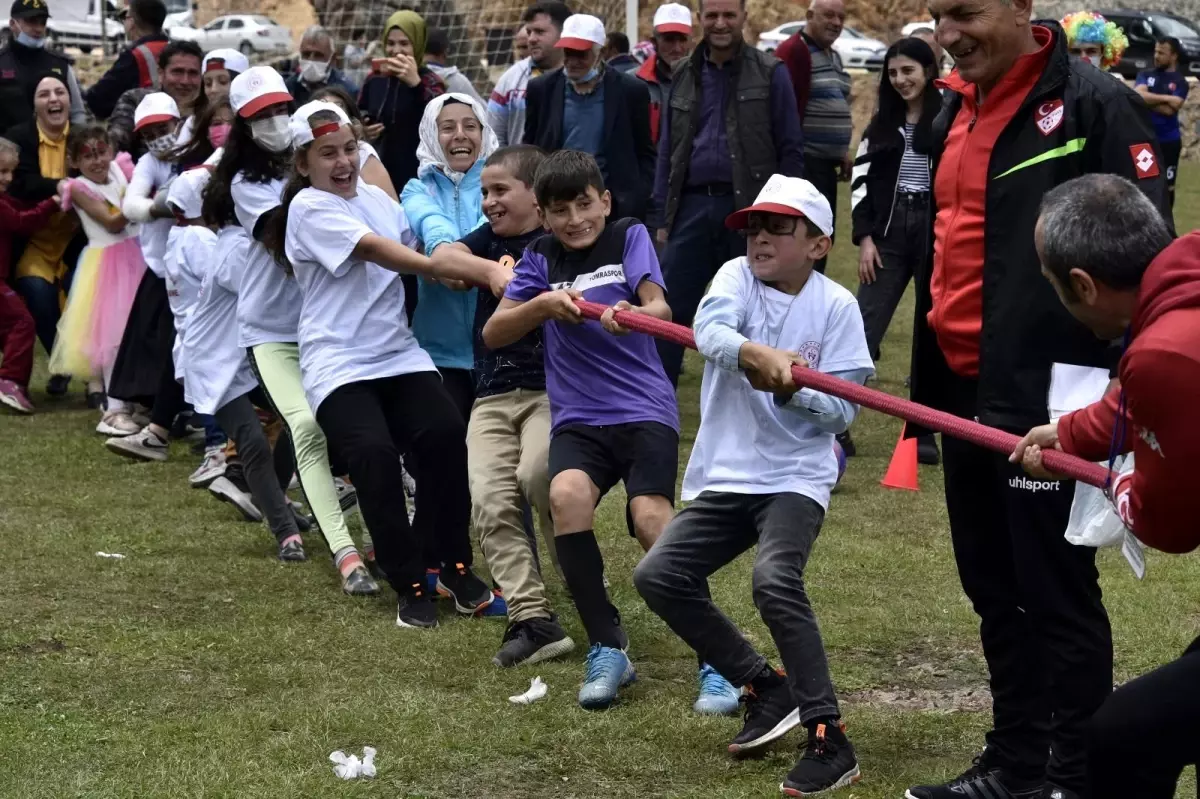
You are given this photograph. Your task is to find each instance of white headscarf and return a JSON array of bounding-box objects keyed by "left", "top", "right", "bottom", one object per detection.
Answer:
[{"left": 415, "top": 92, "right": 499, "bottom": 184}]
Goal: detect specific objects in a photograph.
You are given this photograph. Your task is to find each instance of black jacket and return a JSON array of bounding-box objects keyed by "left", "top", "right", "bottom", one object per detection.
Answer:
[
  {"left": 84, "top": 33, "right": 169, "bottom": 119},
  {"left": 910, "top": 23, "right": 1169, "bottom": 434},
  {"left": 523, "top": 66, "right": 655, "bottom": 222},
  {"left": 849, "top": 125, "right": 930, "bottom": 245},
  {"left": 7, "top": 119, "right": 66, "bottom": 202},
  {"left": 358, "top": 68, "right": 445, "bottom": 189},
  {"left": 0, "top": 42, "right": 73, "bottom": 137}
]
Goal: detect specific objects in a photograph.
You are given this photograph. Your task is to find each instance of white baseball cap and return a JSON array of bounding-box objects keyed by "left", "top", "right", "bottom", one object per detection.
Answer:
[
  {"left": 653, "top": 3, "right": 692, "bottom": 35},
  {"left": 555, "top": 14, "right": 606, "bottom": 50},
  {"left": 166, "top": 165, "right": 211, "bottom": 221},
  {"left": 229, "top": 66, "right": 293, "bottom": 119},
  {"left": 133, "top": 92, "right": 180, "bottom": 132},
  {"left": 202, "top": 48, "right": 250, "bottom": 76},
  {"left": 725, "top": 174, "right": 834, "bottom": 237},
  {"left": 289, "top": 101, "right": 352, "bottom": 148}
]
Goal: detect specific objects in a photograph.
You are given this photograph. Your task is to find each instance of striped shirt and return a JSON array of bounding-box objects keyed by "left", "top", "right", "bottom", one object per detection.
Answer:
[
  {"left": 801, "top": 37, "right": 852, "bottom": 160},
  {"left": 897, "top": 123, "right": 930, "bottom": 192}
]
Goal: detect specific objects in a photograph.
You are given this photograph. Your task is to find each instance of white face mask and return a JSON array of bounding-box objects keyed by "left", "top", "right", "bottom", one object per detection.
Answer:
[
  {"left": 249, "top": 115, "right": 292, "bottom": 153},
  {"left": 147, "top": 132, "right": 177, "bottom": 156},
  {"left": 1086, "top": 54, "right": 1101, "bottom": 68},
  {"left": 299, "top": 59, "right": 331, "bottom": 84}
]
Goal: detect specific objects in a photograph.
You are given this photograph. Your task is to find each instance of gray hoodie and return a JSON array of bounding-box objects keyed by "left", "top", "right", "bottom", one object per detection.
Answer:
[{"left": 428, "top": 63, "right": 485, "bottom": 107}]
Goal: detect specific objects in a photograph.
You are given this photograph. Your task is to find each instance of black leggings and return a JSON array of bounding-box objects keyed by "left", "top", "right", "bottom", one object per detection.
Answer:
[
  {"left": 149, "top": 336, "right": 186, "bottom": 430},
  {"left": 1086, "top": 633, "right": 1200, "bottom": 797},
  {"left": 316, "top": 371, "right": 471, "bottom": 593}
]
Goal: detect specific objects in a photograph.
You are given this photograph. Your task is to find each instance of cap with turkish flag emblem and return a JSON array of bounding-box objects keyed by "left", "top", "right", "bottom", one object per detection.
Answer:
[
  {"left": 555, "top": 14, "right": 606, "bottom": 50},
  {"left": 653, "top": 3, "right": 692, "bottom": 35}
]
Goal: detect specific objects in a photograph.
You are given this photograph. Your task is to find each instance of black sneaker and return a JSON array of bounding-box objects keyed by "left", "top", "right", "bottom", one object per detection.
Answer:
[
  {"left": 46, "top": 374, "right": 70, "bottom": 397},
  {"left": 437, "top": 562, "right": 495, "bottom": 615},
  {"left": 396, "top": 584, "right": 438, "bottom": 629},
  {"left": 906, "top": 757, "right": 1043, "bottom": 799},
  {"left": 728, "top": 680, "right": 800, "bottom": 756},
  {"left": 86, "top": 390, "right": 106, "bottom": 409},
  {"left": 277, "top": 537, "right": 306, "bottom": 561},
  {"left": 917, "top": 434, "right": 941, "bottom": 466},
  {"left": 493, "top": 616, "right": 576, "bottom": 667},
  {"left": 835, "top": 431, "right": 856, "bottom": 458},
  {"left": 780, "top": 720, "right": 860, "bottom": 796}
]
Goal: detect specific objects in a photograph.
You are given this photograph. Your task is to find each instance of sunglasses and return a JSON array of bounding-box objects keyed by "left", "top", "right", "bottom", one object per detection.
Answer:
[{"left": 738, "top": 212, "right": 800, "bottom": 237}]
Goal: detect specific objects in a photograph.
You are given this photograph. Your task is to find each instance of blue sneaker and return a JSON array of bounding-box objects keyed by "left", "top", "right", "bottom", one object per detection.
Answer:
[
  {"left": 578, "top": 644, "right": 636, "bottom": 709},
  {"left": 477, "top": 590, "right": 508, "bottom": 617},
  {"left": 693, "top": 663, "right": 741, "bottom": 715}
]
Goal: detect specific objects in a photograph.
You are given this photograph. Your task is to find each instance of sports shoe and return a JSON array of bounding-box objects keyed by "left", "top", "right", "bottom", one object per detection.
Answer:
[
  {"left": 334, "top": 477, "right": 357, "bottom": 513},
  {"left": 45, "top": 374, "right": 70, "bottom": 397},
  {"left": 905, "top": 754, "right": 1043, "bottom": 799},
  {"left": 493, "top": 615, "right": 576, "bottom": 668},
  {"left": 917, "top": 434, "right": 941, "bottom": 466},
  {"left": 86, "top": 390, "right": 106, "bottom": 410},
  {"left": 96, "top": 412, "right": 141, "bottom": 437},
  {"left": 780, "top": 720, "right": 860, "bottom": 796},
  {"left": 106, "top": 427, "right": 169, "bottom": 462},
  {"left": 170, "top": 414, "right": 205, "bottom": 441},
  {"left": 277, "top": 537, "right": 306, "bottom": 561},
  {"left": 436, "top": 562, "right": 495, "bottom": 615},
  {"left": 729, "top": 680, "right": 801, "bottom": 755},
  {"left": 396, "top": 584, "right": 438, "bottom": 629},
  {"left": 189, "top": 447, "right": 227, "bottom": 488},
  {"left": 477, "top": 589, "right": 509, "bottom": 617},
  {"left": 0, "top": 378, "right": 34, "bottom": 414},
  {"left": 208, "top": 476, "right": 263, "bottom": 523},
  {"left": 578, "top": 644, "right": 636, "bottom": 709},
  {"left": 342, "top": 564, "right": 380, "bottom": 596},
  {"left": 835, "top": 430, "right": 856, "bottom": 458},
  {"left": 694, "top": 663, "right": 741, "bottom": 715}
]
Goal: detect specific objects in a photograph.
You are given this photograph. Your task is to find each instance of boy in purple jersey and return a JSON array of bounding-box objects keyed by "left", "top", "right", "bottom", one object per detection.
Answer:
[{"left": 483, "top": 150, "right": 681, "bottom": 709}]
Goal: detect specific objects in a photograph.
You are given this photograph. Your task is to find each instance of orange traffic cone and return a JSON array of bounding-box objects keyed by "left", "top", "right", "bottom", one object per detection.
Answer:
[{"left": 881, "top": 425, "right": 919, "bottom": 491}]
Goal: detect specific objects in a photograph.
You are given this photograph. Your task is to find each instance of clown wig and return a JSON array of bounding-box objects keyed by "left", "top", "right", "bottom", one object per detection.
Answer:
[{"left": 1061, "top": 11, "right": 1130, "bottom": 70}]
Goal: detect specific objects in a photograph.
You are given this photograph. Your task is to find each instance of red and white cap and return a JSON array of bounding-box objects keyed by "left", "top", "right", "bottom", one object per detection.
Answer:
[
  {"left": 133, "top": 92, "right": 180, "bottom": 132},
  {"left": 725, "top": 174, "right": 834, "bottom": 236},
  {"left": 166, "top": 165, "right": 212, "bottom": 221},
  {"left": 289, "top": 101, "right": 351, "bottom": 148},
  {"left": 202, "top": 48, "right": 250, "bottom": 76},
  {"left": 653, "top": 3, "right": 692, "bottom": 35},
  {"left": 555, "top": 14, "right": 606, "bottom": 50},
  {"left": 229, "top": 66, "right": 293, "bottom": 119}
]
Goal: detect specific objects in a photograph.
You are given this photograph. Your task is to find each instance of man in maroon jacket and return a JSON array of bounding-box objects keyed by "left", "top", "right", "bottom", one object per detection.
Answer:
[{"left": 1012, "top": 173, "right": 1200, "bottom": 798}]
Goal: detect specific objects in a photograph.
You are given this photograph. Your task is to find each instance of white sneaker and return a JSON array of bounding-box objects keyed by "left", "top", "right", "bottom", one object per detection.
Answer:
[
  {"left": 131, "top": 405, "right": 151, "bottom": 428},
  {"left": 208, "top": 476, "right": 263, "bottom": 522},
  {"left": 334, "top": 476, "right": 357, "bottom": 514},
  {"left": 96, "top": 412, "right": 141, "bottom": 437},
  {"left": 105, "top": 427, "right": 169, "bottom": 462},
  {"left": 401, "top": 462, "right": 416, "bottom": 524},
  {"left": 189, "top": 447, "right": 227, "bottom": 488}
]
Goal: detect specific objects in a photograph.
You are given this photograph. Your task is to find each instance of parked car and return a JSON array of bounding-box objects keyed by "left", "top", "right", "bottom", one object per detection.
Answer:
[
  {"left": 170, "top": 14, "right": 291, "bottom": 57},
  {"left": 1096, "top": 9, "right": 1200, "bottom": 78},
  {"left": 163, "top": 0, "right": 196, "bottom": 36},
  {"left": 756, "top": 21, "right": 887, "bottom": 70},
  {"left": 0, "top": 0, "right": 124, "bottom": 53}
]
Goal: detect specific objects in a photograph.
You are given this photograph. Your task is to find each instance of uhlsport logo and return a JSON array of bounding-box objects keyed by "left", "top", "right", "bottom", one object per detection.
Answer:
[{"left": 1009, "top": 476, "right": 1061, "bottom": 492}]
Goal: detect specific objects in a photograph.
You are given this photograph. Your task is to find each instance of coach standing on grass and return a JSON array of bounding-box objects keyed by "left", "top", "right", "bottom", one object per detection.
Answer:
[
  {"left": 903, "top": 2, "right": 1169, "bottom": 799},
  {"left": 652, "top": 0, "right": 804, "bottom": 388}
]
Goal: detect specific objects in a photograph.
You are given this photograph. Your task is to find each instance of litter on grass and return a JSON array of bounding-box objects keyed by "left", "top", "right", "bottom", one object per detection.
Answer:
[
  {"left": 508, "top": 676, "right": 547, "bottom": 705},
  {"left": 329, "top": 746, "right": 376, "bottom": 780},
  {"left": 95, "top": 552, "right": 126, "bottom": 559}
]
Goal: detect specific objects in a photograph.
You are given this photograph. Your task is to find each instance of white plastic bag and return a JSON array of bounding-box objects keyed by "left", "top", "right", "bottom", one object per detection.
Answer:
[
  {"left": 329, "top": 746, "right": 376, "bottom": 780},
  {"left": 1064, "top": 452, "right": 1131, "bottom": 549}
]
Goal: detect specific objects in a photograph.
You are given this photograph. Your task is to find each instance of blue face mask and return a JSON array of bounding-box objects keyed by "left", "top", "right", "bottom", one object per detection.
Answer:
[
  {"left": 569, "top": 65, "right": 600, "bottom": 85},
  {"left": 16, "top": 30, "right": 45, "bottom": 48}
]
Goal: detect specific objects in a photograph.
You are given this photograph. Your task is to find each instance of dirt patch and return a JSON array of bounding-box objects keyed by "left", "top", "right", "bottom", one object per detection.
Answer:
[{"left": 845, "top": 685, "right": 990, "bottom": 712}]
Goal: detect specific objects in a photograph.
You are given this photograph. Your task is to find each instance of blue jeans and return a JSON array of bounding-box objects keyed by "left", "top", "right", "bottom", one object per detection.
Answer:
[
  {"left": 194, "top": 412, "right": 227, "bottom": 449},
  {"left": 656, "top": 192, "right": 745, "bottom": 387},
  {"left": 15, "top": 274, "right": 68, "bottom": 356}
]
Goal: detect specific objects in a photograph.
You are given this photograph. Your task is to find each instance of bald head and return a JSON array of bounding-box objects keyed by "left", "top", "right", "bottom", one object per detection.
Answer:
[{"left": 806, "top": 0, "right": 845, "bottom": 50}]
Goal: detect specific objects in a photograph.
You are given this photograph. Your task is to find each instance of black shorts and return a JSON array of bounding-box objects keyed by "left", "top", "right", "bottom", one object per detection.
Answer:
[{"left": 549, "top": 421, "right": 679, "bottom": 535}]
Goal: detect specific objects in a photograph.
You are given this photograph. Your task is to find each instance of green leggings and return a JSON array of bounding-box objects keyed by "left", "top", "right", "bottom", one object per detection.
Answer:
[{"left": 248, "top": 342, "right": 356, "bottom": 557}]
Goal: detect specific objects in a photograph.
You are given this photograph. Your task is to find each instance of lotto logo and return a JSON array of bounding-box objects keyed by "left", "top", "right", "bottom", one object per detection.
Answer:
[
  {"left": 1130, "top": 143, "right": 1160, "bottom": 179},
  {"left": 1009, "top": 476, "right": 1061, "bottom": 493}
]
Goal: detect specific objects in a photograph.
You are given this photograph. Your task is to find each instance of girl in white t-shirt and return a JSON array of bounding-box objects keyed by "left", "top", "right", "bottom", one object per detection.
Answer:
[
  {"left": 264, "top": 101, "right": 504, "bottom": 628},
  {"left": 203, "top": 67, "right": 377, "bottom": 596}
]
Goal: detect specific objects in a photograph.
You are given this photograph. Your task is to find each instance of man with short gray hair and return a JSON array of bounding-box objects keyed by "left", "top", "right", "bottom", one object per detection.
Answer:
[
  {"left": 905, "top": 1, "right": 1169, "bottom": 797},
  {"left": 286, "top": 25, "right": 358, "bottom": 105}
]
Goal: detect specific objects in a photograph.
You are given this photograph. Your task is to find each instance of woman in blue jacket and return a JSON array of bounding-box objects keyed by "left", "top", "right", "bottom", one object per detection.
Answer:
[{"left": 401, "top": 92, "right": 498, "bottom": 418}]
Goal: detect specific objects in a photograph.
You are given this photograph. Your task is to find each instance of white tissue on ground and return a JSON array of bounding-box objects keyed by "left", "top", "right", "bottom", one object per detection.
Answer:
[
  {"left": 329, "top": 746, "right": 376, "bottom": 779},
  {"left": 95, "top": 552, "right": 126, "bottom": 559},
  {"left": 508, "top": 676, "right": 548, "bottom": 704}
]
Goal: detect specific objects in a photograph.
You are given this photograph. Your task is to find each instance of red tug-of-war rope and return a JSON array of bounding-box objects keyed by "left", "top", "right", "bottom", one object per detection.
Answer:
[{"left": 572, "top": 299, "right": 1114, "bottom": 489}]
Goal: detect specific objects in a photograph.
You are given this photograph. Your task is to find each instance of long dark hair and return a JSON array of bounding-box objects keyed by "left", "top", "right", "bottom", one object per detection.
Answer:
[
  {"left": 202, "top": 112, "right": 292, "bottom": 229},
  {"left": 863, "top": 37, "right": 941, "bottom": 154},
  {"left": 168, "top": 96, "right": 232, "bottom": 170}
]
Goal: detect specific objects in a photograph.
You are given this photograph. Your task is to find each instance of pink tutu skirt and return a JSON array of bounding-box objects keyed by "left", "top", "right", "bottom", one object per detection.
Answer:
[{"left": 49, "top": 238, "right": 148, "bottom": 379}]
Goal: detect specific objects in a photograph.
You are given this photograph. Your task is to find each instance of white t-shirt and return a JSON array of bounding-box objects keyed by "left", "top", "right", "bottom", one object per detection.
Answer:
[
  {"left": 165, "top": 225, "right": 217, "bottom": 381},
  {"left": 358, "top": 140, "right": 380, "bottom": 170},
  {"left": 231, "top": 175, "right": 301, "bottom": 347},
  {"left": 126, "top": 152, "right": 175, "bottom": 277},
  {"left": 285, "top": 182, "right": 434, "bottom": 411},
  {"left": 183, "top": 226, "right": 258, "bottom": 414},
  {"left": 683, "top": 262, "right": 875, "bottom": 509}
]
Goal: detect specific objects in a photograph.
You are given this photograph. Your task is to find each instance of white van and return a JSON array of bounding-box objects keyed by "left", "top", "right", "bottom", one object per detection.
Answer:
[{"left": 0, "top": 0, "right": 124, "bottom": 54}]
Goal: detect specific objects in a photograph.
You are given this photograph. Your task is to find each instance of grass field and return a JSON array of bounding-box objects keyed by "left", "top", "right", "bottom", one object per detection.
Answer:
[{"left": 2, "top": 168, "right": 1199, "bottom": 799}]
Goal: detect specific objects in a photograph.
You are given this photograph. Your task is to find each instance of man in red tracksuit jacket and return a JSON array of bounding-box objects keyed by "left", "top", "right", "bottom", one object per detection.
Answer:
[{"left": 1012, "top": 172, "right": 1200, "bottom": 799}]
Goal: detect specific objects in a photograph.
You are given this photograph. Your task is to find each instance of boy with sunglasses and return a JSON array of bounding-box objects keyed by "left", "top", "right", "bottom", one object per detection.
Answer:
[{"left": 634, "top": 175, "right": 874, "bottom": 796}]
